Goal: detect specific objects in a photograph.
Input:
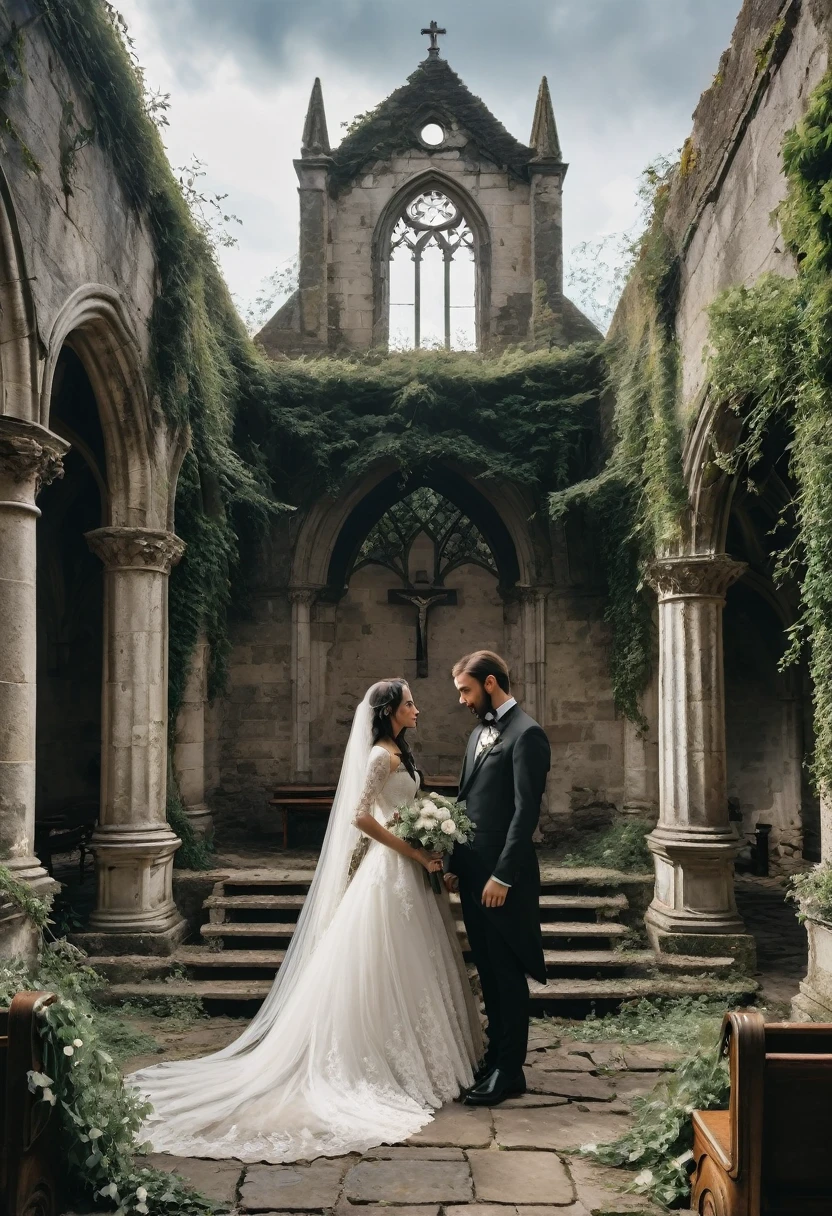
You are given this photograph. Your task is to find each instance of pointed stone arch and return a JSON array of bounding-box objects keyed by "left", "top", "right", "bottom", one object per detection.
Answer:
[
  {"left": 40, "top": 284, "right": 187, "bottom": 528},
  {"left": 371, "top": 169, "right": 492, "bottom": 350},
  {"left": 289, "top": 462, "right": 548, "bottom": 777}
]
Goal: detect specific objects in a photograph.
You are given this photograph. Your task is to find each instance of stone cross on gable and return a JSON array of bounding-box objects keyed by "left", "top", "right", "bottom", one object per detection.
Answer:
[
  {"left": 388, "top": 574, "right": 457, "bottom": 677},
  {"left": 421, "top": 20, "right": 447, "bottom": 57}
]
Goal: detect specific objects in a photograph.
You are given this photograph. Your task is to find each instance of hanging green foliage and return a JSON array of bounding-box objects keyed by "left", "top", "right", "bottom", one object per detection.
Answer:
[{"left": 706, "top": 66, "right": 832, "bottom": 793}]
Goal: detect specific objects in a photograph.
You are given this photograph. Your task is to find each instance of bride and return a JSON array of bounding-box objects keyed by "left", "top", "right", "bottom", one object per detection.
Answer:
[{"left": 129, "top": 679, "right": 483, "bottom": 1163}]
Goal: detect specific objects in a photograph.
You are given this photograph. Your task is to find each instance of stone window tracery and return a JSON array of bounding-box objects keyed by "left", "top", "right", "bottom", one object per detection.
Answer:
[
  {"left": 388, "top": 189, "right": 476, "bottom": 351},
  {"left": 355, "top": 487, "right": 497, "bottom": 584}
]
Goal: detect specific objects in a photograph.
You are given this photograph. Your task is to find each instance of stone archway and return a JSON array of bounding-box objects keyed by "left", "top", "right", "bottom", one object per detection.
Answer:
[
  {"left": 39, "top": 288, "right": 189, "bottom": 954},
  {"left": 0, "top": 166, "right": 69, "bottom": 955},
  {"left": 289, "top": 463, "right": 545, "bottom": 781}
]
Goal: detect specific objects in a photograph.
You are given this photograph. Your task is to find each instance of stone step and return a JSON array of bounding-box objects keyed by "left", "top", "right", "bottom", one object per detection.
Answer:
[
  {"left": 206, "top": 893, "right": 307, "bottom": 911},
  {"left": 534, "top": 920, "right": 630, "bottom": 938},
  {"left": 529, "top": 975, "right": 758, "bottom": 1001},
  {"left": 537, "top": 893, "right": 628, "bottom": 912},
  {"left": 200, "top": 918, "right": 630, "bottom": 946},
  {"left": 204, "top": 890, "right": 628, "bottom": 916},
  {"left": 99, "top": 970, "right": 757, "bottom": 1013},
  {"left": 187, "top": 947, "right": 648, "bottom": 973}
]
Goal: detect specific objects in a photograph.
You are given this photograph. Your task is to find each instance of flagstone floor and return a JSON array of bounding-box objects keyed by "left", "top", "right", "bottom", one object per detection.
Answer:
[{"left": 115, "top": 1018, "right": 691, "bottom": 1216}]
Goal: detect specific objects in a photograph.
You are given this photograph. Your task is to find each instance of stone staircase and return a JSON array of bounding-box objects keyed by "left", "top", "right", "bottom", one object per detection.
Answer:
[{"left": 87, "top": 865, "right": 756, "bottom": 1016}]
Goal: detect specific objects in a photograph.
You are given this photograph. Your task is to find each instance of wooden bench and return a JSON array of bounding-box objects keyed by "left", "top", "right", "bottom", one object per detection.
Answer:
[
  {"left": 34, "top": 798, "right": 97, "bottom": 880},
  {"left": 0, "top": 990, "right": 61, "bottom": 1216},
  {"left": 270, "top": 785, "right": 336, "bottom": 849},
  {"left": 690, "top": 1009, "right": 832, "bottom": 1215},
  {"left": 270, "top": 775, "right": 460, "bottom": 848}
]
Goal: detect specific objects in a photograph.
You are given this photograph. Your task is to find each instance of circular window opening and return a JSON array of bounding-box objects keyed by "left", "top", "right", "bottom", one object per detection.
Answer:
[{"left": 420, "top": 122, "right": 445, "bottom": 147}]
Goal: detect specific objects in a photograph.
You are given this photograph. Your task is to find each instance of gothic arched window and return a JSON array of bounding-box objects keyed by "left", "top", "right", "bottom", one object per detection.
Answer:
[
  {"left": 355, "top": 487, "right": 497, "bottom": 584},
  {"left": 388, "top": 190, "right": 476, "bottom": 352}
]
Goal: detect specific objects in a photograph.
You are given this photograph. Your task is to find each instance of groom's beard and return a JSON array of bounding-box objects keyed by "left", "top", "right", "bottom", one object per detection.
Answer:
[{"left": 475, "top": 691, "right": 494, "bottom": 722}]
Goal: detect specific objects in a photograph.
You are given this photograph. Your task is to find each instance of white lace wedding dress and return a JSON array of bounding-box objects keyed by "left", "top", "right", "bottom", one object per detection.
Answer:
[{"left": 130, "top": 703, "right": 482, "bottom": 1164}]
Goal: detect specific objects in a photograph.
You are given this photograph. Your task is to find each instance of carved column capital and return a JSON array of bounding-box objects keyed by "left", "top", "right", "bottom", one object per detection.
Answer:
[
  {"left": 647, "top": 554, "right": 746, "bottom": 602},
  {"left": 0, "top": 417, "right": 68, "bottom": 490},
  {"left": 289, "top": 585, "right": 321, "bottom": 607},
  {"left": 85, "top": 527, "right": 185, "bottom": 574}
]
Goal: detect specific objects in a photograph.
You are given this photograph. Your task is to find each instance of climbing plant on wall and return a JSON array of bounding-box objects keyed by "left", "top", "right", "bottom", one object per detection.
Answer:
[
  {"left": 706, "top": 65, "right": 832, "bottom": 792},
  {"left": 17, "top": 0, "right": 684, "bottom": 796}
]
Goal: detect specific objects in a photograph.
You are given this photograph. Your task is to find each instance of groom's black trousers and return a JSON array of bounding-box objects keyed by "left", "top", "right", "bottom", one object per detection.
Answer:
[{"left": 459, "top": 880, "right": 530, "bottom": 1075}]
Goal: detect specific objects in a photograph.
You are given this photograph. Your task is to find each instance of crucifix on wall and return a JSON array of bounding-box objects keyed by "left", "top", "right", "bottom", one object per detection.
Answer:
[{"left": 389, "top": 573, "right": 457, "bottom": 677}]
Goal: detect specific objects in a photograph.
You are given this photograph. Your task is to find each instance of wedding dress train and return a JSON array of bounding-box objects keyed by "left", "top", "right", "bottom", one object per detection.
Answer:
[{"left": 130, "top": 706, "right": 482, "bottom": 1164}]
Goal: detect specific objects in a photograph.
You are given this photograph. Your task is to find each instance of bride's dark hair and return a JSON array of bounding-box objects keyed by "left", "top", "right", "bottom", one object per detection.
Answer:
[{"left": 369, "top": 679, "right": 418, "bottom": 780}]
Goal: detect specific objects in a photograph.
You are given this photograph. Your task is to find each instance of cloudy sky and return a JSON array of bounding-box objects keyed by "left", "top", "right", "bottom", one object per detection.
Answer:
[{"left": 116, "top": 0, "right": 741, "bottom": 317}]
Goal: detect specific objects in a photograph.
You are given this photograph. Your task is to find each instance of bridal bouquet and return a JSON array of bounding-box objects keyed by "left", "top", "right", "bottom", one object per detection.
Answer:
[{"left": 389, "top": 792, "right": 474, "bottom": 893}]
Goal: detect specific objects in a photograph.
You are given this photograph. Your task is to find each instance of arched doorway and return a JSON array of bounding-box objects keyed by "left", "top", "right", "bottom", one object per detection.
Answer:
[
  {"left": 723, "top": 480, "right": 818, "bottom": 871},
  {"left": 35, "top": 350, "right": 106, "bottom": 865}
]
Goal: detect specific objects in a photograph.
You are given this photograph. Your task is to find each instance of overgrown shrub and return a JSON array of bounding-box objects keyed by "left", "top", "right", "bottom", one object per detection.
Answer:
[
  {"left": 561, "top": 819, "right": 654, "bottom": 873},
  {"left": 789, "top": 861, "right": 832, "bottom": 924}
]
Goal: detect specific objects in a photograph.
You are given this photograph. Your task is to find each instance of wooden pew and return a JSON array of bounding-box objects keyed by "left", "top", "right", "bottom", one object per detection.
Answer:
[
  {"left": 269, "top": 774, "right": 459, "bottom": 848},
  {"left": 0, "top": 990, "right": 61, "bottom": 1216},
  {"left": 269, "top": 784, "right": 336, "bottom": 849},
  {"left": 690, "top": 1009, "right": 832, "bottom": 1216}
]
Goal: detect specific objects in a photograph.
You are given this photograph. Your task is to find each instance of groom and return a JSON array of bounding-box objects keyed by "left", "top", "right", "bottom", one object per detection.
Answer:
[{"left": 445, "top": 650, "right": 550, "bottom": 1107}]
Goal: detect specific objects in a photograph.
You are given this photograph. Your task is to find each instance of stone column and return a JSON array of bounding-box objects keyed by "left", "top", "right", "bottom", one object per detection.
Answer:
[
  {"left": 174, "top": 633, "right": 212, "bottom": 837},
  {"left": 290, "top": 587, "right": 318, "bottom": 781},
  {"left": 83, "top": 526, "right": 187, "bottom": 955},
  {"left": 519, "top": 586, "right": 549, "bottom": 727},
  {"left": 0, "top": 418, "right": 66, "bottom": 955},
  {"left": 645, "top": 554, "right": 756, "bottom": 971}
]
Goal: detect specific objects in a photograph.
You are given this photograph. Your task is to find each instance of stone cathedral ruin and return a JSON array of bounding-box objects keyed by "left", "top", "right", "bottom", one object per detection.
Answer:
[{"left": 1, "top": 0, "right": 832, "bottom": 1039}]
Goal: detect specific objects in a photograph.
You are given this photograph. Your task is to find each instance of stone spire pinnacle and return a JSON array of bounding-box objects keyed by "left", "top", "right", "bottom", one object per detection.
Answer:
[
  {"left": 529, "top": 76, "right": 562, "bottom": 161},
  {"left": 301, "top": 77, "right": 331, "bottom": 158}
]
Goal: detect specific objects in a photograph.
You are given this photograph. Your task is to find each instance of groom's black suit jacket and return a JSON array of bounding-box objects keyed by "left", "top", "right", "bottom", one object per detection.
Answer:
[{"left": 449, "top": 704, "right": 550, "bottom": 984}]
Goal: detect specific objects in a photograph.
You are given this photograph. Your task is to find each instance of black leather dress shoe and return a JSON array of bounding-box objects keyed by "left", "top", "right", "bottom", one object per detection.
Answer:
[
  {"left": 456, "top": 1059, "right": 496, "bottom": 1101},
  {"left": 462, "top": 1068, "right": 526, "bottom": 1107}
]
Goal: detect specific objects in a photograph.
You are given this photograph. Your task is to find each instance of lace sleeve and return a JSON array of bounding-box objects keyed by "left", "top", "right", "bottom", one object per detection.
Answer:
[{"left": 352, "top": 748, "right": 392, "bottom": 828}]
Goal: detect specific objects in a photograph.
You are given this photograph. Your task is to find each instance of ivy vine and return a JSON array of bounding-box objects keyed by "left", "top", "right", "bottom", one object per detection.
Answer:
[
  {"left": 706, "top": 65, "right": 832, "bottom": 794},
  {"left": 0, "top": 940, "right": 221, "bottom": 1216}
]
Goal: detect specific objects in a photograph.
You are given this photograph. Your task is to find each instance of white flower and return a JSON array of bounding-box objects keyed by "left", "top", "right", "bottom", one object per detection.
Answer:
[
  {"left": 136, "top": 1186, "right": 148, "bottom": 1202},
  {"left": 136, "top": 1204, "right": 149, "bottom": 1215},
  {"left": 41, "top": 1087, "right": 56, "bottom": 1106},
  {"left": 579, "top": 1142, "right": 597, "bottom": 1153},
  {"left": 428, "top": 793, "right": 441, "bottom": 803},
  {"left": 63, "top": 1045, "right": 74, "bottom": 1056},
  {"left": 27, "top": 1070, "right": 53, "bottom": 1092},
  {"left": 634, "top": 1169, "right": 654, "bottom": 1188},
  {"left": 73, "top": 1038, "right": 83, "bottom": 1048},
  {"left": 440, "top": 819, "right": 456, "bottom": 834},
  {"left": 89, "top": 1127, "right": 103, "bottom": 1140},
  {"left": 99, "top": 1182, "right": 120, "bottom": 1201}
]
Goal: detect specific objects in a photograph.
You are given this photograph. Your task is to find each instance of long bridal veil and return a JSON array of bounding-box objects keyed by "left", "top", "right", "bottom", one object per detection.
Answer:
[
  {"left": 201, "top": 690, "right": 374, "bottom": 1056},
  {"left": 128, "top": 693, "right": 375, "bottom": 1126}
]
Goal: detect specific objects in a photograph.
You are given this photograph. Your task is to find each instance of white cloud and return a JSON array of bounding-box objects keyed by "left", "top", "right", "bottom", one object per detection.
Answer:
[{"left": 114, "top": 0, "right": 739, "bottom": 313}]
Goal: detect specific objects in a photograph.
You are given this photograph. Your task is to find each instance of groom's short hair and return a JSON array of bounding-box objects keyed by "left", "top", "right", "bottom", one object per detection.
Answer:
[{"left": 452, "top": 650, "right": 511, "bottom": 693}]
